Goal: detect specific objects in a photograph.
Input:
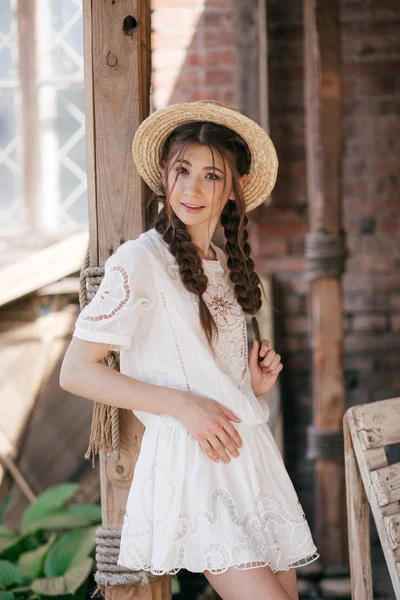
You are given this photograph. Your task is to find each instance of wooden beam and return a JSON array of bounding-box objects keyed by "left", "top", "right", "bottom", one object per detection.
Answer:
[
  {"left": 0, "top": 232, "right": 88, "bottom": 307},
  {"left": 82, "top": 2, "right": 170, "bottom": 598},
  {"left": 303, "top": 0, "right": 347, "bottom": 568}
]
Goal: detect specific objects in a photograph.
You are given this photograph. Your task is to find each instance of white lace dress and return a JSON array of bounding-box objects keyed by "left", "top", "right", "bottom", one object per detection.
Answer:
[{"left": 72, "top": 227, "right": 319, "bottom": 576}]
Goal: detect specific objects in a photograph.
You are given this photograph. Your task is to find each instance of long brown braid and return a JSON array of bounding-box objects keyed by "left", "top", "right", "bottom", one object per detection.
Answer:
[{"left": 146, "top": 121, "right": 267, "bottom": 355}]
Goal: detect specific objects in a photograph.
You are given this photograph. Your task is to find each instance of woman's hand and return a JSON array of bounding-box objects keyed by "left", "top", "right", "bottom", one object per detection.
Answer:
[
  {"left": 248, "top": 338, "right": 283, "bottom": 397},
  {"left": 176, "top": 394, "right": 243, "bottom": 464}
]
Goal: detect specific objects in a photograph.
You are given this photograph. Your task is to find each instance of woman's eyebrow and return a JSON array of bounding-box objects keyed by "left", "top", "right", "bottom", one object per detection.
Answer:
[{"left": 173, "top": 158, "right": 225, "bottom": 174}]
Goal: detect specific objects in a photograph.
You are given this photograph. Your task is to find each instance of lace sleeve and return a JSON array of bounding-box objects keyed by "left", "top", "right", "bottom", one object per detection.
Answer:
[{"left": 72, "top": 240, "right": 157, "bottom": 350}]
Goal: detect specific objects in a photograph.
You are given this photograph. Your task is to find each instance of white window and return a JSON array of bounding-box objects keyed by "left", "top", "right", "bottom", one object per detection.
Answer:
[{"left": 0, "top": 0, "right": 87, "bottom": 237}]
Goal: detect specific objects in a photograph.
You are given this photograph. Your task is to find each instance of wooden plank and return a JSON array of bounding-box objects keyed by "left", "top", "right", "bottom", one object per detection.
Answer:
[
  {"left": 383, "top": 513, "right": 400, "bottom": 551},
  {"left": 82, "top": 1, "right": 170, "bottom": 598},
  {"left": 0, "top": 305, "right": 82, "bottom": 496},
  {"left": 346, "top": 406, "right": 400, "bottom": 598},
  {"left": 371, "top": 463, "right": 400, "bottom": 507},
  {"left": 353, "top": 397, "right": 400, "bottom": 450},
  {"left": 303, "top": 0, "right": 346, "bottom": 566},
  {"left": 0, "top": 232, "right": 89, "bottom": 307},
  {"left": 1, "top": 305, "right": 97, "bottom": 528},
  {"left": 343, "top": 411, "right": 373, "bottom": 599}
]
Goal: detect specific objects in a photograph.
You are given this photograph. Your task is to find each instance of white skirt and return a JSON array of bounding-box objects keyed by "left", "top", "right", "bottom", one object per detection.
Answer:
[{"left": 117, "top": 419, "right": 319, "bottom": 576}]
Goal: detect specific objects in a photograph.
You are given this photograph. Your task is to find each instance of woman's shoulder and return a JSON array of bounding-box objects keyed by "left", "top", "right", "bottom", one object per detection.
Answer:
[{"left": 112, "top": 228, "right": 166, "bottom": 268}]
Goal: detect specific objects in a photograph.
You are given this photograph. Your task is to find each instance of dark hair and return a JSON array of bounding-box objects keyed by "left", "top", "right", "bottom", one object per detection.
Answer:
[{"left": 146, "top": 120, "right": 267, "bottom": 355}]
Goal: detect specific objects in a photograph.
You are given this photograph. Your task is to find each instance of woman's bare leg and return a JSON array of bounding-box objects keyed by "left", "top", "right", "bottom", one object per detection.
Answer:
[
  {"left": 275, "top": 568, "right": 299, "bottom": 600},
  {"left": 203, "top": 565, "right": 293, "bottom": 600}
]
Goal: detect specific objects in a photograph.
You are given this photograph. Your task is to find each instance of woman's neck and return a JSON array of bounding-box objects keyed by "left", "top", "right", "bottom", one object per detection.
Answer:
[{"left": 186, "top": 226, "right": 218, "bottom": 261}]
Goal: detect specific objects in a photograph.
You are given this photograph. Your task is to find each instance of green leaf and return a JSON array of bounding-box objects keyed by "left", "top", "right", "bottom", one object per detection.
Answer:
[
  {"left": 22, "top": 484, "right": 79, "bottom": 527},
  {"left": 0, "top": 591, "right": 15, "bottom": 599},
  {"left": 6, "top": 585, "right": 31, "bottom": 593},
  {"left": 0, "top": 528, "right": 23, "bottom": 556},
  {"left": 44, "top": 527, "right": 96, "bottom": 577},
  {"left": 171, "top": 575, "right": 180, "bottom": 594},
  {"left": 0, "top": 561, "right": 22, "bottom": 587},
  {"left": 31, "top": 558, "right": 93, "bottom": 596},
  {"left": 17, "top": 533, "right": 57, "bottom": 579},
  {"left": 0, "top": 536, "right": 25, "bottom": 556},
  {"left": 21, "top": 511, "right": 91, "bottom": 535},
  {"left": 67, "top": 505, "right": 101, "bottom": 524}
]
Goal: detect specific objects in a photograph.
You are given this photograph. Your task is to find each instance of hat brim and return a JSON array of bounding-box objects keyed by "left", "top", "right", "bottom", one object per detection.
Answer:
[{"left": 132, "top": 100, "right": 279, "bottom": 213}]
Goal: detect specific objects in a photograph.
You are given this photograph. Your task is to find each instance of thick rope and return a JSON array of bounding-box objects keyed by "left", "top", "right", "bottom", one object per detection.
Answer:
[
  {"left": 304, "top": 232, "right": 347, "bottom": 281},
  {"left": 306, "top": 425, "right": 344, "bottom": 460},
  {"left": 90, "top": 528, "right": 166, "bottom": 596},
  {"left": 79, "top": 246, "right": 121, "bottom": 467}
]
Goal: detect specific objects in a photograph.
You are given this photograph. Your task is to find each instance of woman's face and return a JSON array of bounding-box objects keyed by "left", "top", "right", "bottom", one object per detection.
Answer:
[{"left": 162, "top": 142, "right": 246, "bottom": 228}]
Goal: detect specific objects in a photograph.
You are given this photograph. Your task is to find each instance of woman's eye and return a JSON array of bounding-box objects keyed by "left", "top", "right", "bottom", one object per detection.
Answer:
[
  {"left": 176, "top": 167, "right": 188, "bottom": 174},
  {"left": 206, "top": 173, "right": 219, "bottom": 180}
]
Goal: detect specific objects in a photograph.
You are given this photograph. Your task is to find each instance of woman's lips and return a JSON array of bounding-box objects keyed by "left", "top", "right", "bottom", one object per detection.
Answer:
[{"left": 181, "top": 203, "right": 205, "bottom": 213}]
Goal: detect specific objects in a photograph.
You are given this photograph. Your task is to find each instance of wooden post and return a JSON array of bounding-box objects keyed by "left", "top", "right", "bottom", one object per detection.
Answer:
[
  {"left": 303, "top": 0, "right": 348, "bottom": 568},
  {"left": 82, "top": 2, "right": 171, "bottom": 598}
]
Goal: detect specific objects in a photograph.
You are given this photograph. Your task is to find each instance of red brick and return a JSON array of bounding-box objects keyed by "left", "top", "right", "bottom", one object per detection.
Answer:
[
  {"left": 203, "top": 9, "right": 235, "bottom": 30},
  {"left": 283, "top": 295, "right": 304, "bottom": 314},
  {"left": 353, "top": 315, "right": 388, "bottom": 332},
  {"left": 284, "top": 317, "right": 309, "bottom": 334},
  {"left": 343, "top": 273, "right": 400, "bottom": 292},
  {"left": 344, "top": 356, "right": 376, "bottom": 371},
  {"left": 343, "top": 60, "right": 400, "bottom": 77},
  {"left": 204, "top": 29, "right": 235, "bottom": 48},
  {"left": 391, "top": 315, "right": 400, "bottom": 331},
  {"left": 358, "top": 75, "right": 400, "bottom": 97},
  {"left": 259, "top": 222, "right": 309, "bottom": 237},
  {"left": 152, "top": 9, "right": 200, "bottom": 32},
  {"left": 347, "top": 255, "right": 397, "bottom": 273},
  {"left": 378, "top": 216, "right": 399, "bottom": 233},
  {"left": 344, "top": 332, "right": 400, "bottom": 352},
  {"left": 389, "top": 295, "right": 400, "bottom": 311},
  {"left": 205, "top": 50, "right": 235, "bottom": 66},
  {"left": 279, "top": 336, "right": 310, "bottom": 352},
  {"left": 153, "top": 0, "right": 197, "bottom": 6},
  {"left": 152, "top": 68, "right": 199, "bottom": 89},
  {"left": 344, "top": 291, "right": 388, "bottom": 312},
  {"left": 258, "top": 238, "right": 288, "bottom": 257},
  {"left": 151, "top": 32, "right": 185, "bottom": 50},
  {"left": 205, "top": 69, "right": 234, "bottom": 86},
  {"left": 258, "top": 257, "right": 305, "bottom": 273},
  {"left": 379, "top": 355, "right": 400, "bottom": 369}
]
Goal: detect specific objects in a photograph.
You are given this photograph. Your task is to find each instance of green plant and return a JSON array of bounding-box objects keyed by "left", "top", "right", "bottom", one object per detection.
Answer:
[{"left": 0, "top": 483, "right": 102, "bottom": 599}]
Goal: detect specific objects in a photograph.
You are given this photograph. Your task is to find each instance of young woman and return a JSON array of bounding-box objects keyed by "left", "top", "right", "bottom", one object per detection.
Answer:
[{"left": 60, "top": 100, "right": 319, "bottom": 600}]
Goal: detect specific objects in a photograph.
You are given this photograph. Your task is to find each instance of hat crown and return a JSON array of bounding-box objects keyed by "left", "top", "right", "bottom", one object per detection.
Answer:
[{"left": 193, "top": 99, "right": 242, "bottom": 115}]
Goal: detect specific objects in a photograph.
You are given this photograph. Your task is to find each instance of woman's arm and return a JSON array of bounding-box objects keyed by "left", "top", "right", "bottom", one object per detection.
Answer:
[
  {"left": 60, "top": 337, "right": 243, "bottom": 463},
  {"left": 59, "top": 337, "right": 185, "bottom": 417}
]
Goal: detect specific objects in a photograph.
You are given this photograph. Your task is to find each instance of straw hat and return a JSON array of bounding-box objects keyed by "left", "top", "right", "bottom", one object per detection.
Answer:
[{"left": 132, "top": 100, "right": 278, "bottom": 213}]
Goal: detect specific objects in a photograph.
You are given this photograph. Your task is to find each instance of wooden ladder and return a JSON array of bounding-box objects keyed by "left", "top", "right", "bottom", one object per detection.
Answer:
[{"left": 344, "top": 396, "right": 400, "bottom": 599}]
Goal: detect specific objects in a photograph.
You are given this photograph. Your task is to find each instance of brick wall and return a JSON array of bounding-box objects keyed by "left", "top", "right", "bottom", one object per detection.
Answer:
[
  {"left": 262, "top": 0, "right": 400, "bottom": 477},
  {"left": 151, "top": 0, "right": 239, "bottom": 109}
]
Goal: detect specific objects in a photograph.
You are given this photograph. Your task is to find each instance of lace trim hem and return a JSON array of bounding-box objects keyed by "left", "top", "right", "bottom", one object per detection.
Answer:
[{"left": 117, "top": 551, "right": 320, "bottom": 577}]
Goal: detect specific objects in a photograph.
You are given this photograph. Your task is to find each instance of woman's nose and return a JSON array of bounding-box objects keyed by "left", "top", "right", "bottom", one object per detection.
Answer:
[{"left": 183, "top": 174, "right": 202, "bottom": 195}]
